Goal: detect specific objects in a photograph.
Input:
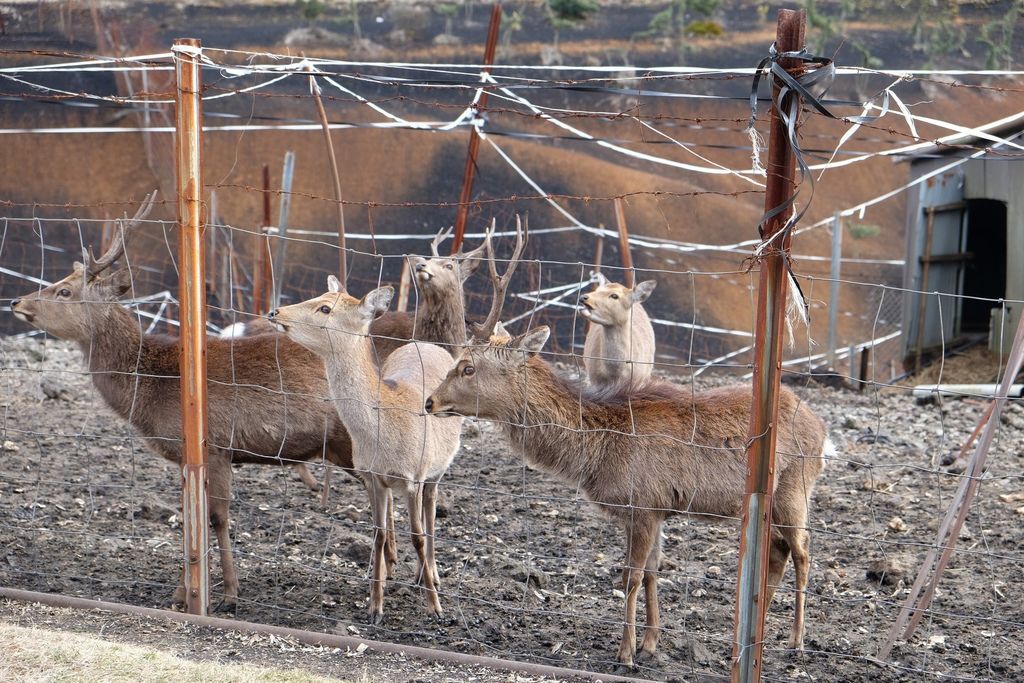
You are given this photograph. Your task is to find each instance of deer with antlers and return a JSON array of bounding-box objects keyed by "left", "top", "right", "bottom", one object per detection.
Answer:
[
  {"left": 580, "top": 273, "right": 657, "bottom": 391},
  {"left": 269, "top": 218, "right": 525, "bottom": 623},
  {"left": 425, "top": 263, "right": 829, "bottom": 666},
  {"left": 7, "top": 193, "right": 419, "bottom": 610}
]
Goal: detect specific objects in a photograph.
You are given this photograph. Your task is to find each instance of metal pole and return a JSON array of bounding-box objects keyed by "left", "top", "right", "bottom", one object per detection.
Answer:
[
  {"left": 732, "top": 10, "right": 805, "bottom": 681},
  {"left": 396, "top": 258, "right": 412, "bottom": 313},
  {"left": 826, "top": 212, "right": 842, "bottom": 368},
  {"left": 253, "top": 164, "right": 271, "bottom": 315},
  {"left": 0, "top": 586, "right": 661, "bottom": 683},
  {"left": 272, "top": 151, "right": 295, "bottom": 310},
  {"left": 614, "top": 197, "right": 634, "bottom": 287},
  {"left": 173, "top": 37, "right": 210, "bottom": 617},
  {"left": 451, "top": 3, "right": 501, "bottom": 254}
]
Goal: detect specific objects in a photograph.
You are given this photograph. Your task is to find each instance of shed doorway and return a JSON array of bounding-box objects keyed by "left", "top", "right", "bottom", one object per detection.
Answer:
[{"left": 962, "top": 199, "right": 1007, "bottom": 332}]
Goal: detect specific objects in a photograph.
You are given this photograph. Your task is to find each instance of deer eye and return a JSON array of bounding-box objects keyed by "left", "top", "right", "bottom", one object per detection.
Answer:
[
  {"left": 462, "top": 365, "right": 475, "bottom": 377},
  {"left": 58, "top": 288, "right": 71, "bottom": 298},
  {"left": 610, "top": 293, "right": 619, "bottom": 300},
  {"left": 445, "top": 263, "right": 454, "bottom": 270},
  {"left": 319, "top": 305, "right": 332, "bottom": 314}
]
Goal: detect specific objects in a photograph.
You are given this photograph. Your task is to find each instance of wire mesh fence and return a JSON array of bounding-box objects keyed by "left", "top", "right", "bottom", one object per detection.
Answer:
[{"left": 1, "top": 34, "right": 1023, "bottom": 682}]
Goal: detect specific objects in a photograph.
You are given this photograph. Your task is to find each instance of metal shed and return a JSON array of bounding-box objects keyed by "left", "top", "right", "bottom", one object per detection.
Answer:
[{"left": 900, "top": 119, "right": 1024, "bottom": 365}]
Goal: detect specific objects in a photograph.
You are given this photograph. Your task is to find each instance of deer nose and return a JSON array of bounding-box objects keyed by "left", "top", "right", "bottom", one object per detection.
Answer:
[
  {"left": 267, "top": 309, "right": 278, "bottom": 319},
  {"left": 580, "top": 294, "right": 589, "bottom": 302},
  {"left": 10, "top": 299, "right": 21, "bottom": 309},
  {"left": 415, "top": 262, "right": 426, "bottom": 272},
  {"left": 424, "top": 398, "right": 433, "bottom": 413}
]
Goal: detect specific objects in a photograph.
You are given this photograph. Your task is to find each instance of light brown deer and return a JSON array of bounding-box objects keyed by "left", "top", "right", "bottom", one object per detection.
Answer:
[
  {"left": 268, "top": 219, "right": 525, "bottom": 623},
  {"left": 426, "top": 323, "right": 830, "bottom": 666},
  {"left": 269, "top": 279, "right": 461, "bottom": 623},
  {"left": 580, "top": 273, "right": 657, "bottom": 390},
  {"left": 8, "top": 193, "right": 407, "bottom": 610}
]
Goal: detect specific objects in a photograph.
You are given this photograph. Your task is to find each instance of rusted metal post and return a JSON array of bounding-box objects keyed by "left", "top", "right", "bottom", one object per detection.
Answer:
[
  {"left": 613, "top": 197, "right": 634, "bottom": 287},
  {"left": 451, "top": 3, "right": 501, "bottom": 254},
  {"left": 173, "top": 37, "right": 210, "bottom": 617},
  {"left": 858, "top": 345, "right": 871, "bottom": 392},
  {"left": 732, "top": 10, "right": 805, "bottom": 681}
]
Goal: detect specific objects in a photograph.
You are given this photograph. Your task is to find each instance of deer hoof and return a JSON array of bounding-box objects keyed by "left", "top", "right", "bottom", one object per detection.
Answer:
[
  {"left": 367, "top": 610, "right": 384, "bottom": 626},
  {"left": 213, "top": 599, "right": 238, "bottom": 615},
  {"left": 612, "top": 662, "right": 636, "bottom": 675},
  {"left": 636, "top": 648, "right": 659, "bottom": 664}
]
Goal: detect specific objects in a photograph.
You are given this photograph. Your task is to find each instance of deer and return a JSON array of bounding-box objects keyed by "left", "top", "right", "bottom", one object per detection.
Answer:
[
  {"left": 424, "top": 272, "right": 830, "bottom": 667},
  {"left": 7, "top": 192, "right": 411, "bottom": 611},
  {"left": 268, "top": 218, "right": 526, "bottom": 624},
  {"left": 580, "top": 273, "right": 657, "bottom": 391},
  {"left": 369, "top": 224, "right": 487, "bottom": 361},
  {"left": 216, "top": 316, "right": 323, "bottom": 494}
]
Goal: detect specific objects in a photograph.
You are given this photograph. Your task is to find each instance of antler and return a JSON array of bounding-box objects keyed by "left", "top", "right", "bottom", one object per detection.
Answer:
[
  {"left": 430, "top": 225, "right": 454, "bottom": 257},
  {"left": 471, "top": 215, "right": 527, "bottom": 341},
  {"left": 83, "top": 191, "right": 157, "bottom": 278}
]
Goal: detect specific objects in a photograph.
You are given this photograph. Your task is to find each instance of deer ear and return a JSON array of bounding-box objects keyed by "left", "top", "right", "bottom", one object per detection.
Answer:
[
  {"left": 595, "top": 271, "right": 609, "bottom": 286},
  {"left": 631, "top": 279, "right": 656, "bottom": 304},
  {"left": 514, "top": 326, "right": 550, "bottom": 357},
  {"left": 360, "top": 286, "right": 394, "bottom": 317},
  {"left": 458, "top": 254, "right": 483, "bottom": 281},
  {"left": 91, "top": 268, "right": 134, "bottom": 300},
  {"left": 326, "top": 275, "right": 344, "bottom": 293}
]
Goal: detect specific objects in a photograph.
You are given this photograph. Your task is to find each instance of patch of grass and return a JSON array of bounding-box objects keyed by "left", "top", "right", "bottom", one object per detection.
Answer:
[
  {"left": 847, "top": 222, "right": 882, "bottom": 240},
  {"left": 0, "top": 622, "right": 351, "bottom": 683}
]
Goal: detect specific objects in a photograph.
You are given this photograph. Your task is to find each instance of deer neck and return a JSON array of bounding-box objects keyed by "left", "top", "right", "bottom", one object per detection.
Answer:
[
  {"left": 598, "top": 319, "right": 631, "bottom": 360},
  {"left": 415, "top": 286, "right": 467, "bottom": 349},
  {"left": 497, "top": 359, "right": 604, "bottom": 486},
  {"left": 321, "top": 329, "right": 392, "bottom": 437},
  {"left": 76, "top": 303, "right": 160, "bottom": 421}
]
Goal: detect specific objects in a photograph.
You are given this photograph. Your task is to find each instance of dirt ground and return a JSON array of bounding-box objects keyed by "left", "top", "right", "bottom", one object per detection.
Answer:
[{"left": 1, "top": 336, "right": 1023, "bottom": 682}]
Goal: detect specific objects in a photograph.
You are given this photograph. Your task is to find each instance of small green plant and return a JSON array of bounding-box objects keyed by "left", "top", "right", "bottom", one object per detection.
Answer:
[
  {"left": 634, "top": 0, "right": 723, "bottom": 60},
  {"left": 685, "top": 20, "right": 723, "bottom": 38},
  {"left": 435, "top": 3, "right": 460, "bottom": 38},
  {"left": 546, "top": 0, "right": 599, "bottom": 50},
  {"left": 296, "top": 0, "right": 325, "bottom": 24},
  {"left": 847, "top": 222, "right": 882, "bottom": 240}
]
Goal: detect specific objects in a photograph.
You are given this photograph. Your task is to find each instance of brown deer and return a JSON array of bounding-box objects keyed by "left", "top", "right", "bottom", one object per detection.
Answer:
[
  {"left": 369, "top": 224, "right": 487, "bottom": 361},
  {"left": 269, "top": 280, "right": 460, "bottom": 623},
  {"left": 580, "top": 273, "right": 657, "bottom": 390},
  {"left": 8, "top": 193, "right": 408, "bottom": 610},
  {"left": 218, "top": 316, "right": 321, "bottom": 493},
  {"left": 425, "top": 321, "right": 830, "bottom": 666}
]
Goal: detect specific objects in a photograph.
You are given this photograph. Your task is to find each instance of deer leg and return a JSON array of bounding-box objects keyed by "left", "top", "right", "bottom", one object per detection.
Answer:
[
  {"left": 367, "top": 478, "right": 388, "bottom": 624},
  {"left": 764, "top": 529, "right": 791, "bottom": 609},
  {"left": 170, "top": 567, "right": 186, "bottom": 608},
  {"left": 407, "top": 483, "right": 442, "bottom": 617},
  {"left": 616, "top": 521, "right": 657, "bottom": 667},
  {"left": 208, "top": 457, "right": 238, "bottom": 613},
  {"left": 384, "top": 489, "right": 398, "bottom": 580},
  {"left": 423, "top": 480, "right": 441, "bottom": 587},
  {"left": 639, "top": 522, "right": 664, "bottom": 658},
  {"left": 294, "top": 462, "right": 320, "bottom": 492},
  {"left": 777, "top": 524, "right": 810, "bottom": 649}
]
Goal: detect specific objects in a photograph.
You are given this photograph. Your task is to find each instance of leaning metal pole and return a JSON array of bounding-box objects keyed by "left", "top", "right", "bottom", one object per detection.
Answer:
[
  {"left": 451, "top": 3, "right": 501, "bottom": 254},
  {"left": 173, "top": 37, "right": 210, "bottom": 617},
  {"left": 732, "top": 10, "right": 805, "bottom": 682}
]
